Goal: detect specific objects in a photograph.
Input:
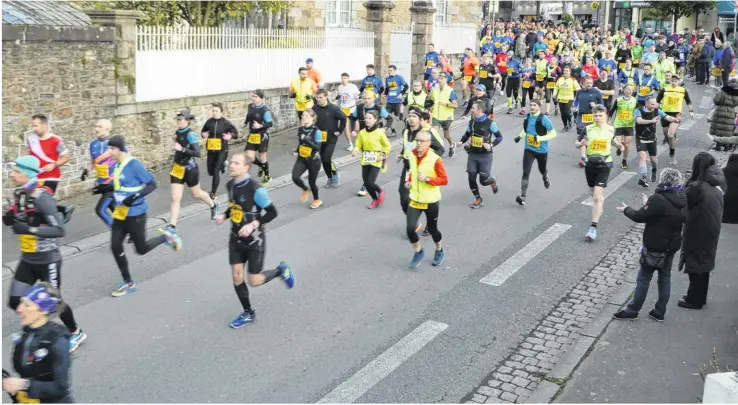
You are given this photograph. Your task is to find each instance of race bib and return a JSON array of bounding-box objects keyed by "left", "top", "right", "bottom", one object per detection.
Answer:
[
  {"left": 389, "top": 82, "right": 398, "bottom": 89},
  {"left": 639, "top": 86, "right": 651, "bottom": 97},
  {"left": 464, "top": 75, "right": 473, "bottom": 82},
  {"left": 523, "top": 81, "right": 532, "bottom": 89},
  {"left": 247, "top": 133, "right": 261, "bottom": 144},
  {"left": 471, "top": 136, "right": 484, "bottom": 148},
  {"left": 527, "top": 134, "right": 540, "bottom": 148},
  {"left": 170, "top": 164, "right": 186, "bottom": 180},
  {"left": 426, "top": 60, "right": 434, "bottom": 67},
  {"left": 112, "top": 205, "right": 129, "bottom": 221},
  {"left": 341, "top": 107, "right": 351, "bottom": 115},
  {"left": 546, "top": 81, "right": 555, "bottom": 89},
  {"left": 507, "top": 68, "right": 513, "bottom": 75},
  {"left": 404, "top": 141, "right": 415, "bottom": 154},
  {"left": 363, "top": 152, "right": 378, "bottom": 163},
  {"left": 618, "top": 63, "right": 626, "bottom": 70},
  {"left": 95, "top": 164, "right": 109, "bottom": 179},
  {"left": 591, "top": 139, "right": 608, "bottom": 152},
  {"left": 480, "top": 70, "right": 488, "bottom": 79},
  {"left": 321, "top": 131, "right": 328, "bottom": 142},
  {"left": 16, "top": 391, "right": 39, "bottom": 404},
  {"left": 409, "top": 200, "right": 428, "bottom": 210},
  {"left": 581, "top": 113, "right": 594, "bottom": 124},
  {"left": 365, "top": 84, "right": 374, "bottom": 90},
  {"left": 633, "top": 59, "right": 640, "bottom": 65},
  {"left": 665, "top": 95, "right": 679, "bottom": 107},
  {"left": 298, "top": 144, "right": 312, "bottom": 158},
  {"left": 617, "top": 110, "right": 633, "bottom": 121},
  {"left": 206, "top": 138, "right": 222, "bottom": 151},
  {"left": 19, "top": 234, "right": 37, "bottom": 253},
  {"left": 536, "top": 74, "right": 545, "bottom": 81},
  {"left": 711, "top": 68, "right": 722, "bottom": 77},
  {"left": 230, "top": 206, "right": 243, "bottom": 224},
  {"left": 602, "top": 94, "right": 609, "bottom": 99},
  {"left": 494, "top": 42, "right": 501, "bottom": 48}
]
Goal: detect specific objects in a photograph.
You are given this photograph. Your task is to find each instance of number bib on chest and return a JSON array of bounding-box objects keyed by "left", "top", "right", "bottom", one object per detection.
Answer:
[
  {"left": 207, "top": 138, "right": 222, "bottom": 151},
  {"left": 17, "top": 391, "right": 39, "bottom": 404},
  {"left": 363, "top": 152, "right": 378, "bottom": 163},
  {"left": 341, "top": 107, "right": 351, "bottom": 115},
  {"left": 170, "top": 164, "right": 186, "bottom": 180},
  {"left": 602, "top": 94, "right": 609, "bottom": 99},
  {"left": 581, "top": 113, "right": 594, "bottom": 124},
  {"left": 527, "top": 134, "right": 540, "bottom": 148},
  {"left": 665, "top": 95, "right": 680, "bottom": 107},
  {"left": 617, "top": 110, "right": 633, "bottom": 121},
  {"left": 409, "top": 200, "right": 428, "bottom": 210},
  {"left": 522, "top": 81, "right": 532, "bottom": 89},
  {"left": 633, "top": 59, "right": 640, "bottom": 65},
  {"left": 639, "top": 86, "right": 652, "bottom": 97},
  {"left": 546, "top": 81, "right": 555, "bottom": 89},
  {"left": 591, "top": 139, "right": 608, "bottom": 152},
  {"left": 248, "top": 133, "right": 262, "bottom": 144},
  {"left": 464, "top": 75, "right": 473, "bottom": 82},
  {"left": 479, "top": 70, "right": 488, "bottom": 79},
  {"left": 320, "top": 131, "right": 328, "bottom": 142},
  {"left": 619, "top": 62, "right": 626, "bottom": 70},
  {"left": 19, "top": 234, "right": 37, "bottom": 253},
  {"left": 711, "top": 68, "right": 722, "bottom": 77},
  {"left": 298, "top": 145, "right": 313, "bottom": 158},
  {"left": 112, "top": 205, "right": 129, "bottom": 221},
  {"left": 95, "top": 164, "right": 109, "bottom": 178},
  {"left": 426, "top": 60, "right": 434, "bottom": 67},
  {"left": 506, "top": 68, "right": 513, "bottom": 75},
  {"left": 536, "top": 74, "right": 545, "bottom": 81},
  {"left": 471, "top": 136, "right": 484, "bottom": 148},
  {"left": 230, "top": 206, "right": 243, "bottom": 224}
]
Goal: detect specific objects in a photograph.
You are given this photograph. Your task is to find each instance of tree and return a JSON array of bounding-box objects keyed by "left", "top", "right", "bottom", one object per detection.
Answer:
[
  {"left": 73, "top": 1, "right": 289, "bottom": 27},
  {"left": 646, "top": 1, "right": 716, "bottom": 33}
]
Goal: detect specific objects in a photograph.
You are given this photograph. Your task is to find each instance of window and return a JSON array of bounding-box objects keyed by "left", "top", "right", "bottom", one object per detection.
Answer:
[
  {"left": 434, "top": 0, "right": 447, "bottom": 24},
  {"left": 326, "top": 0, "right": 352, "bottom": 28}
]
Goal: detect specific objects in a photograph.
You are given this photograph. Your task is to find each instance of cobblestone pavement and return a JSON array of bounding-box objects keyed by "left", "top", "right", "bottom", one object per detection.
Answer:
[{"left": 462, "top": 223, "right": 645, "bottom": 404}]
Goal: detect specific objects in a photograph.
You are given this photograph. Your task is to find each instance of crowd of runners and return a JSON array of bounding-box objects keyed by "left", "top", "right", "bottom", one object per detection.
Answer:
[{"left": 3, "top": 16, "right": 737, "bottom": 404}]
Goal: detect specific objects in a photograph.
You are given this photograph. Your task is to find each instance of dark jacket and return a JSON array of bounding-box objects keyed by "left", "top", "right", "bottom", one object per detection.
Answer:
[
  {"left": 720, "top": 44, "right": 734, "bottom": 70},
  {"left": 723, "top": 154, "right": 738, "bottom": 224},
  {"left": 710, "top": 82, "right": 738, "bottom": 138},
  {"left": 700, "top": 41, "right": 715, "bottom": 62},
  {"left": 624, "top": 185, "right": 687, "bottom": 252},
  {"left": 680, "top": 165, "right": 727, "bottom": 274}
]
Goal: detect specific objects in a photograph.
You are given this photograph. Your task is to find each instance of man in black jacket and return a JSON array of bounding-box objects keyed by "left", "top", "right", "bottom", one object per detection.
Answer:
[
  {"left": 613, "top": 168, "right": 686, "bottom": 322},
  {"left": 201, "top": 103, "right": 238, "bottom": 199}
]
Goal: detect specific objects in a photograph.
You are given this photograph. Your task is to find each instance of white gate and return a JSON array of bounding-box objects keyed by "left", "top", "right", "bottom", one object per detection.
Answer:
[{"left": 390, "top": 24, "right": 413, "bottom": 82}]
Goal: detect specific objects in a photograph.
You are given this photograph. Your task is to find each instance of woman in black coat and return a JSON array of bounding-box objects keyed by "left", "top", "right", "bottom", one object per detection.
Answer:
[
  {"left": 678, "top": 152, "right": 727, "bottom": 309},
  {"left": 723, "top": 153, "right": 738, "bottom": 224}
]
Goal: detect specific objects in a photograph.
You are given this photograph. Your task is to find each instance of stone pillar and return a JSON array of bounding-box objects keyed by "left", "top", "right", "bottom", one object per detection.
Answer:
[
  {"left": 410, "top": 1, "right": 436, "bottom": 83},
  {"left": 85, "top": 9, "right": 144, "bottom": 105},
  {"left": 364, "top": 0, "right": 395, "bottom": 79}
]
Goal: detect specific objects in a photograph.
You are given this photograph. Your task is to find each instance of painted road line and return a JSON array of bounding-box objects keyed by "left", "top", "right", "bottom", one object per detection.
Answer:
[
  {"left": 679, "top": 113, "right": 705, "bottom": 130},
  {"left": 479, "top": 223, "right": 572, "bottom": 287},
  {"left": 699, "top": 96, "right": 712, "bottom": 109},
  {"left": 317, "top": 320, "right": 449, "bottom": 404},
  {"left": 581, "top": 171, "right": 637, "bottom": 206}
]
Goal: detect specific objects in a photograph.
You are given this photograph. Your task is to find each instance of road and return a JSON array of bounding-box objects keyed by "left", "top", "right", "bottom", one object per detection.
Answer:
[{"left": 1, "top": 82, "right": 717, "bottom": 403}]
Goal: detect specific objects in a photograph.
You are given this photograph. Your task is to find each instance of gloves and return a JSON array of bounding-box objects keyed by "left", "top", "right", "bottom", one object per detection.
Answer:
[
  {"left": 80, "top": 168, "right": 89, "bottom": 182},
  {"left": 122, "top": 194, "right": 139, "bottom": 207},
  {"left": 514, "top": 136, "right": 521, "bottom": 143}
]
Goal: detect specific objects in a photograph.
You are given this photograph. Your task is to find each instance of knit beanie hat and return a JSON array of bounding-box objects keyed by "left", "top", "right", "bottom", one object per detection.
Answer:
[
  {"left": 658, "top": 167, "right": 683, "bottom": 187},
  {"left": 108, "top": 135, "right": 127, "bottom": 152},
  {"left": 12, "top": 156, "right": 40, "bottom": 179}
]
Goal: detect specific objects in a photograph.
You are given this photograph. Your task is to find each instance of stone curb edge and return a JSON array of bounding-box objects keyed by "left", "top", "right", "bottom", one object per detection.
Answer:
[{"left": 2, "top": 120, "right": 467, "bottom": 275}]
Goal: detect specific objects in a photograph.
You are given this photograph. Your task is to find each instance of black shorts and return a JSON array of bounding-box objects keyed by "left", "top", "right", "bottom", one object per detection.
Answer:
[
  {"left": 535, "top": 80, "right": 545, "bottom": 89},
  {"left": 245, "top": 133, "right": 269, "bottom": 153},
  {"left": 40, "top": 180, "right": 58, "bottom": 193},
  {"left": 584, "top": 164, "right": 612, "bottom": 188},
  {"left": 433, "top": 118, "right": 453, "bottom": 130},
  {"left": 15, "top": 260, "right": 62, "bottom": 289},
  {"left": 636, "top": 139, "right": 658, "bottom": 156},
  {"left": 228, "top": 242, "right": 265, "bottom": 274},
  {"left": 386, "top": 103, "right": 403, "bottom": 117},
  {"left": 170, "top": 164, "right": 200, "bottom": 187},
  {"left": 661, "top": 111, "right": 679, "bottom": 128},
  {"left": 615, "top": 127, "right": 634, "bottom": 137}
]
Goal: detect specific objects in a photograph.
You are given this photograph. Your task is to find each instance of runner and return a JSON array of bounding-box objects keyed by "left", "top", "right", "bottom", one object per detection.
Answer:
[
  {"left": 554, "top": 65, "right": 581, "bottom": 132},
  {"left": 609, "top": 83, "right": 638, "bottom": 169},
  {"left": 289, "top": 67, "right": 317, "bottom": 120},
  {"left": 360, "top": 64, "right": 384, "bottom": 103},
  {"left": 108, "top": 136, "right": 181, "bottom": 297},
  {"left": 161, "top": 110, "right": 219, "bottom": 235},
  {"left": 404, "top": 80, "right": 432, "bottom": 112},
  {"left": 534, "top": 49, "right": 548, "bottom": 101},
  {"left": 635, "top": 63, "right": 661, "bottom": 107},
  {"left": 81, "top": 119, "right": 116, "bottom": 227},
  {"left": 312, "top": 88, "right": 346, "bottom": 189},
  {"left": 215, "top": 152, "right": 295, "bottom": 329},
  {"left": 460, "top": 48, "right": 479, "bottom": 104},
  {"left": 457, "top": 101, "right": 502, "bottom": 209},
  {"left": 543, "top": 57, "right": 562, "bottom": 115},
  {"left": 634, "top": 97, "right": 680, "bottom": 187},
  {"left": 352, "top": 110, "right": 391, "bottom": 208},
  {"left": 616, "top": 59, "right": 640, "bottom": 91},
  {"left": 594, "top": 67, "right": 616, "bottom": 112},
  {"left": 337, "top": 73, "right": 361, "bottom": 151},
  {"left": 290, "top": 109, "right": 322, "bottom": 208},
  {"left": 201, "top": 102, "right": 238, "bottom": 197},
  {"left": 430, "top": 73, "right": 459, "bottom": 156},
  {"left": 462, "top": 84, "right": 494, "bottom": 118},
  {"left": 574, "top": 77, "right": 604, "bottom": 167},
  {"left": 504, "top": 51, "right": 522, "bottom": 114},
  {"left": 384, "top": 64, "right": 409, "bottom": 137},
  {"left": 574, "top": 105, "right": 625, "bottom": 242},
  {"left": 495, "top": 45, "right": 511, "bottom": 95},
  {"left": 615, "top": 41, "right": 632, "bottom": 74},
  {"left": 26, "top": 114, "right": 69, "bottom": 194},
  {"left": 3, "top": 156, "right": 86, "bottom": 352},
  {"left": 478, "top": 53, "right": 500, "bottom": 100},
  {"left": 404, "top": 130, "right": 449, "bottom": 269},
  {"left": 305, "top": 58, "right": 323, "bottom": 88},
  {"left": 514, "top": 99, "right": 557, "bottom": 206},
  {"left": 656, "top": 74, "right": 694, "bottom": 165},
  {"left": 519, "top": 57, "right": 536, "bottom": 115},
  {"left": 244, "top": 90, "right": 274, "bottom": 185},
  {"left": 424, "top": 44, "right": 440, "bottom": 81},
  {"left": 654, "top": 51, "right": 676, "bottom": 85}
]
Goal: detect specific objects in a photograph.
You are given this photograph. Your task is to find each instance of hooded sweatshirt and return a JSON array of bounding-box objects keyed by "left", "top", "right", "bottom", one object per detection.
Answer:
[{"left": 624, "top": 185, "right": 687, "bottom": 252}]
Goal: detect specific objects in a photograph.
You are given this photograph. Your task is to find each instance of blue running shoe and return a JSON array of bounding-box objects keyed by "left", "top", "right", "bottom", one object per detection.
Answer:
[
  {"left": 158, "top": 227, "right": 183, "bottom": 251},
  {"left": 69, "top": 330, "right": 87, "bottom": 353},
  {"left": 333, "top": 173, "right": 340, "bottom": 187},
  {"left": 230, "top": 310, "right": 255, "bottom": 329},
  {"left": 432, "top": 249, "right": 445, "bottom": 267},
  {"left": 111, "top": 281, "right": 136, "bottom": 297},
  {"left": 279, "top": 262, "right": 295, "bottom": 289},
  {"left": 585, "top": 227, "right": 597, "bottom": 242},
  {"left": 409, "top": 249, "right": 425, "bottom": 269}
]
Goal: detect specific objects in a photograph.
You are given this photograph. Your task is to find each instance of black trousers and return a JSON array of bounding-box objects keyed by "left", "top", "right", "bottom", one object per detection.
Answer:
[
  {"left": 399, "top": 165, "right": 410, "bottom": 214},
  {"left": 111, "top": 214, "right": 167, "bottom": 283},
  {"left": 686, "top": 272, "right": 710, "bottom": 306},
  {"left": 406, "top": 202, "right": 442, "bottom": 243},
  {"left": 321, "top": 142, "right": 337, "bottom": 178},
  {"left": 362, "top": 165, "right": 381, "bottom": 200},
  {"left": 206, "top": 150, "right": 229, "bottom": 194},
  {"left": 559, "top": 102, "right": 573, "bottom": 127},
  {"left": 696, "top": 61, "right": 709, "bottom": 84},
  {"left": 292, "top": 157, "right": 320, "bottom": 200},
  {"left": 521, "top": 149, "right": 548, "bottom": 197}
]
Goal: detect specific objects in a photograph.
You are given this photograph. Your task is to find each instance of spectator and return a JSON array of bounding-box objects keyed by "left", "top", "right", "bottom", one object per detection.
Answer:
[
  {"left": 709, "top": 78, "right": 738, "bottom": 150},
  {"left": 720, "top": 153, "right": 738, "bottom": 223},
  {"left": 719, "top": 40, "right": 735, "bottom": 86},
  {"left": 635, "top": 24, "right": 643, "bottom": 39},
  {"left": 678, "top": 152, "right": 726, "bottom": 310},
  {"left": 712, "top": 40, "right": 725, "bottom": 87},
  {"left": 698, "top": 39, "right": 715, "bottom": 85},
  {"left": 711, "top": 27, "right": 724, "bottom": 45},
  {"left": 613, "top": 168, "right": 687, "bottom": 321}
]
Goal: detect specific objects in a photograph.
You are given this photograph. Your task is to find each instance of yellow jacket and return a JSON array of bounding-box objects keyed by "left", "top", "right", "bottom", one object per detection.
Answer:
[{"left": 354, "top": 127, "right": 391, "bottom": 167}]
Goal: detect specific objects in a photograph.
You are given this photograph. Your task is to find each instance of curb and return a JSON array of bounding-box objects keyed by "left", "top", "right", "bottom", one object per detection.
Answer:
[{"left": 3, "top": 119, "right": 467, "bottom": 267}]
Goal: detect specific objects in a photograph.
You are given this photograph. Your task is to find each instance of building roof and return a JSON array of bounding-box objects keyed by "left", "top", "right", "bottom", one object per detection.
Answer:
[{"left": 2, "top": 1, "right": 90, "bottom": 27}]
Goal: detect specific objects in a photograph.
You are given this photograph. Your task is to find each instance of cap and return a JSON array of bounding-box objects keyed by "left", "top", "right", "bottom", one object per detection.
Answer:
[
  {"left": 176, "top": 109, "right": 195, "bottom": 121},
  {"left": 306, "top": 58, "right": 314, "bottom": 63},
  {"left": 12, "top": 156, "right": 40, "bottom": 179},
  {"left": 108, "top": 135, "right": 127, "bottom": 152},
  {"left": 23, "top": 284, "right": 59, "bottom": 314},
  {"left": 475, "top": 84, "right": 487, "bottom": 92},
  {"left": 253, "top": 89, "right": 265, "bottom": 99}
]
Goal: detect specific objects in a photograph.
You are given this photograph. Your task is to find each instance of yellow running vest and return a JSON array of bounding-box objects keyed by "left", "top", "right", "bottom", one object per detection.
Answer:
[
  {"left": 431, "top": 85, "right": 455, "bottom": 121},
  {"left": 408, "top": 150, "right": 442, "bottom": 204},
  {"left": 661, "top": 85, "right": 686, "bottom": 113}
]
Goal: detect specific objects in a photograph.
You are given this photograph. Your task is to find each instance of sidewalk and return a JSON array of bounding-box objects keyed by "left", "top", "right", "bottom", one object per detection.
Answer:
[{"left": 554, "top": 224, "right": 738, "bottom": 403}]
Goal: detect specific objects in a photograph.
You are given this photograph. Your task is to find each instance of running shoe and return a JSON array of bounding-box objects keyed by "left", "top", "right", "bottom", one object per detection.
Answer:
[
  {"left": 651, "top": 170, "right": 657, "bottom": 182},
  {"left": 258, "top": 167, "right": 265, "bottom": 178},
  {"left": 577, "top": 157, "right": 586, "bottom": 168},
  {"left": 616, "top": 148, "right": 622, "bottom": 156},
  {"left": 300, "top": 190, "right": 310, "bottom": 203},
  {"left": 158, "top": 227, "right": 183, "bottom": 251},
  {"left": 324, "top": 178, "right": 334, "bottom": 188},
  {"left": 347, "top": 144, "right": 353, "bottom": 152},
  {"left": 462, "top": 100, "right": 468, "bottom": 107},
  {"left": 670, "top": 157, "right": 678, "bottom": 166},
  {"left": 638, "top": 177, "right": 649, "bottom": 188},
  {"left": 310, "top": 199, "right": 323, "bottom": 209},
  {"left": 389, "top": 128, "right": 397, "bottom": 138},
  {"left": 470, "top": 197, "right": 484, "bottom": 209},
  {"left": 543, "top": 174, "right": 551, "bottom": 189},
  {"left": 357, "top": 186, "right": 368, "bottom": 197},
  {"left": 278, "top": 262, "right": 295, "bottom": 289},
  {"left": 111, "top": 281, "right": 136, "bottom": 297},
  {"left": 622, "top": 159, "right": 628, "bottom": 170},
  {"left": 409, "top": 249, "right": 425, "bottom": 269},
  {"left": 210, "top": 202, "right": 220, "bottom": 221},
  {"left": 516, "top": 195, "right": 526, "bottom": 206},
  {"left": 585, "top": 226, "right": 597, "bottom": 242},
  {"left": 554, "top": 107, "right": 559, "bottom": 116},
  {"left": 491, "top": 182, "right": 499, "bottom": 194},
  {"left": 507, "top": 108, "right": 513, "bottom": 114},
  {"left": 368, "top": 199, "right": 379, "bottom": 209},
  {"left": 230, "top": 310, "right": 255, "bottom": 329},
  {"left": 519, "top": 108, "right": 526, "bottom": 115},
  {"left": 448, "top": 143, "right": 456, "bottom": 158},
  {"left": 261, "top": 175, "right": 272, "bottom": 186},
  {"left": 378, "top": 189, "right": 386, "bottom": 205},
  {"left": 333, "top": 173, "right": 340, "bottom": 187},
  {"left": 69, "top": 330, "right": 87, "bottom": 353},
  {"left": 431, "top": 249, "right": 445, "bottom": 267}
]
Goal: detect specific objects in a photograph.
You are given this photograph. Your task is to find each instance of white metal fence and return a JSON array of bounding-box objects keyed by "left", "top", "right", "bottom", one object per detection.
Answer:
[
  {"left": 135, "top": 26, "right": 375, "bottom": 102},
  {"left": 390, "top": 24, "right": 413, "bottom": 82},
  {"left": 432, "top": 22, "right": 479, "bottom": 55}
]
